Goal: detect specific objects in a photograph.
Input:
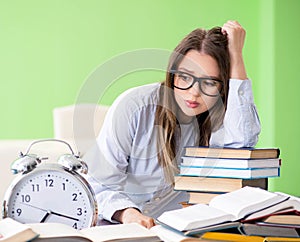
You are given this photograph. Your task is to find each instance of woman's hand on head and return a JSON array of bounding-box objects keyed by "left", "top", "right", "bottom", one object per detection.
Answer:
[
  {"left": 112, "top": 207, "right": 155, "bottom": 229},
  {"left": 222, "top": 20, "right": 247, "bottom": 80},
  {"left": 222, "top": 20, "right": 245, "bottom": 59}
]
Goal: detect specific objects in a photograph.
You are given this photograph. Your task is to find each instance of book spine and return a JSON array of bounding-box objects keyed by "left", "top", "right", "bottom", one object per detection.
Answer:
[
  {"left": 179, "top": 166, "right": 280, "bottom": 179},
  {"left": 174, "top": 176, "right": 268, "bottom": 193},
  {"left": 181, "top": 157, "right": 280, "bottom": 169}
]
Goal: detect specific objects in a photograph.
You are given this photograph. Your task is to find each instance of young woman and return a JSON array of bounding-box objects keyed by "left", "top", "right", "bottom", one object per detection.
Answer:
[{"left": 85, "top": 20, "right": 261, "bottom": 228}]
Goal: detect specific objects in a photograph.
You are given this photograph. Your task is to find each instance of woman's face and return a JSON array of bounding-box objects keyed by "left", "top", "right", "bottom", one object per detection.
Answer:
[{"left": 173, "top": 50, "right": 221, "bottom": 118}]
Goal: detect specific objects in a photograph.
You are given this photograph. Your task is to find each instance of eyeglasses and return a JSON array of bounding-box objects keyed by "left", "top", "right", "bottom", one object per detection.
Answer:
[{"left": 170, "top": 70, "right": 223, "bottom": 97}]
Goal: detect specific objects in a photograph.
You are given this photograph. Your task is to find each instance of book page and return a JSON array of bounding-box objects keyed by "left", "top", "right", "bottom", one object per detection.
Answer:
[
  {"left": 0, "top": 218, "right": 29, "bottom": 237},
  {"left": 150, "top": 225, "right": 189, "bottom": 242},
  {"left": 28, "top": 222, "right": 88, "bottom": 240},
  {"left": 81, "top": 223, "right": 158, "bottom": 241},
  {"left": 0, "top": 218, "right": 38, "bottom": 242},
  {"left": 29, "top": 223, "right": 159, "bottom": 242},
  {"left": 209, "top": 187, "right": 288, "bottom": 220},
  {"left": 157, "top": 204, "right": 234, "bottom": 231},
  {"left": 276, "top": 192, "right": 300, "bottom": 205},
  {"left": 243, "top": 199, "right": 299, "bottom": 221}
]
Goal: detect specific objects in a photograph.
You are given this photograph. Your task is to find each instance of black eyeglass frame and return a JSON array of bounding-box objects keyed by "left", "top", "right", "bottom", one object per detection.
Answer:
[{"left": 170, "top": 70, "right": 223, "bottom": 97}]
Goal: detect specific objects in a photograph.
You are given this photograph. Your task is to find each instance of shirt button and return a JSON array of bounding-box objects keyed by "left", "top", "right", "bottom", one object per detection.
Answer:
[
  {"left": 154, "top": 197, "right": 160, "bottom": 201},
  {"left": 144, "top": 210, "right": 149, "bottom": 214},
  {"left": 239, "top": 90, "right": 244, "bottom": 95}
]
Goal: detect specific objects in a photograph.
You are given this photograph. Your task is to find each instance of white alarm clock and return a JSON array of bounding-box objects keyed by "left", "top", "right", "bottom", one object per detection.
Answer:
[{"left": 2, "top": 139, "right": 98, "bottom": 229}]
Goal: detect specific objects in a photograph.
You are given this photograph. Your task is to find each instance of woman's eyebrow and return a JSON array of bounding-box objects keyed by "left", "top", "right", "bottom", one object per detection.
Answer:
[
  {"left": 178, "top": 67, "right": 220, "bottom": 79},
  {"left": 178, "top": 67, "right": 195, "bottom": 74}
]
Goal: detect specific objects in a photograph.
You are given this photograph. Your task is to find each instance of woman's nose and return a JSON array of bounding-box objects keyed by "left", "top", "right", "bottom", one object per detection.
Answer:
[{"left": 188, "top": 81, "right": 201, "bottom": 96}]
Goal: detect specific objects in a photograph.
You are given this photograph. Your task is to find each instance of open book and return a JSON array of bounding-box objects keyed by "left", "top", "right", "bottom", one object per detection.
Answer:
[
  {"left": 156, "top": 187, "right": 296, "bottom": 232},
  {"left": 0, "top": 218, "right": 38, "bottom": 242},
  {"left": 243, "top": 192, "right": 300, "bottom": 221},
  {"left": 0, "top": 218, "right": 161, "bottom": 242}
]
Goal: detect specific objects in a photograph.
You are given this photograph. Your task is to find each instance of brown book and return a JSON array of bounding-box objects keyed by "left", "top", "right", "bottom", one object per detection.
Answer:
[
  {"left": 184, "top": 147, "right": 280, "bottom": 159},
  {"left": 260, "top": 214, "right": 300, "bottom": 227},
  {"left": 174, "top": 176, "right": 268, "bottom": 193},
  {"left": 188, "top": 192, "right": 222, "bottom": 204}
]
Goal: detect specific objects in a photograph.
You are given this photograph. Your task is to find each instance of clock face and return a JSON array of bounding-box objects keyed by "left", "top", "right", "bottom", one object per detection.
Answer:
[{"left": 4, "top": 165, "right": 97, "bottom": 229}]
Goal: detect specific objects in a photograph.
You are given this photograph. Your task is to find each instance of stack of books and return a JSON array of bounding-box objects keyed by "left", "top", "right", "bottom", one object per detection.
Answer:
[{"left": 175, "top": 146, "right": 281, "bottom": 205}]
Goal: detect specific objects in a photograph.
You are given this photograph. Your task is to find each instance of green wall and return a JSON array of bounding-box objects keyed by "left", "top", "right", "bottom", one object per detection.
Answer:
[
  {"left": 0, "top": 0, "right": 299, "bottom": 195},
  {"left": 0, "top": 0, "right": 260, "bottom": 138},
  {"left": 272, "top": 0, "right": 300, "bottom": 196}
]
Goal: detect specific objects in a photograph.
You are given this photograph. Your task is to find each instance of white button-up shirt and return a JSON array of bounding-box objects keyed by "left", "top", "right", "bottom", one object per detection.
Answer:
[{"left": 84, "top": 79, "right": 261, "bottom": 222}]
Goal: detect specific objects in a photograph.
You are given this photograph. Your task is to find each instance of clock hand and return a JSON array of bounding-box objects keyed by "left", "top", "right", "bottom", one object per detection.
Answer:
[
  {"left": 40, "top": 210, "right": 52, "bottom": 223},
  {"left": 21, "top": 203, "right": 79, "bottom": 221},
  {"left": 50, "top": 211, "right": 79, "bottom": 221},
  {"left": 21, "top": 203, "right": 48, "bottom": 212}
]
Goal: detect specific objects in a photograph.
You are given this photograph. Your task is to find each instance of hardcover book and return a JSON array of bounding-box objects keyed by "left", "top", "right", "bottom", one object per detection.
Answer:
[
  {"left": 174, "top": 176, "right": 268, "bottom": 193},
  {"left": 188, "top": 192, "right": 222, "bottom": 204},
  {"left": 238, "top": 223, "right": 300, "bottom": 238},
  {"left": 184, "top": 147, "right": 280, "bottom": 159},
  {"left": 181, "top": 156, "right": 280, "bottom": 169},
  {"left": 179, "top": 165, "right": 279, "bottom": 179}
]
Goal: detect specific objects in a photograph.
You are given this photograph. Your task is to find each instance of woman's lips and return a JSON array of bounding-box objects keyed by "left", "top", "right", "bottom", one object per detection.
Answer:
[{"left": 185, "top": 100, "right": 200, "bottom": 108}]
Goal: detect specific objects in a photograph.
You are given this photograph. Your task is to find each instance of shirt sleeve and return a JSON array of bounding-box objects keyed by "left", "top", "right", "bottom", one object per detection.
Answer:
[
  {"left": 210, "top": 79, "right": 261, "bottom": 148},
  {"left": 84, "top": 91, "right": 140, "bottom": 223}
]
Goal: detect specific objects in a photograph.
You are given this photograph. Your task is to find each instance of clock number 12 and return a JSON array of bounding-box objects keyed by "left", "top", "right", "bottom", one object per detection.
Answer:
[{"left": 45, "top": 179, "right": 54, "bottom": 187}]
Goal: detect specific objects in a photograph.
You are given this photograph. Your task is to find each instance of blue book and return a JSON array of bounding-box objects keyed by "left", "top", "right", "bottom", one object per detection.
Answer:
[
  {"left": 179, "top": 165, "right": 280, "bottom": 179},
  {"left": 181, "top": 156, "right": 281, "bottom": 169}
]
